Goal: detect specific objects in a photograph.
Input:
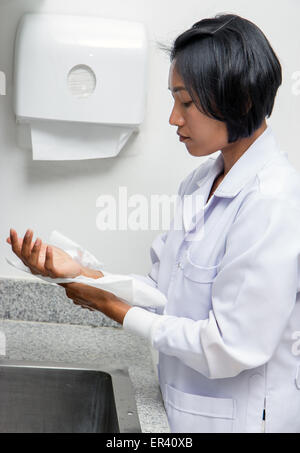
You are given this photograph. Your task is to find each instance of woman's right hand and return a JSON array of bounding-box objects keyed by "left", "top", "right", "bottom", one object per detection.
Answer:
[{"left": 7, "top": 228, "right": 84, "bottom": 279}]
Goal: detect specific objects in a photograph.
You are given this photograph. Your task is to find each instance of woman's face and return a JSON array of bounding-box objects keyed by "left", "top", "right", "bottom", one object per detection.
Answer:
[{"left": 168, "top": 61, "right": 229, "bottom": 157}]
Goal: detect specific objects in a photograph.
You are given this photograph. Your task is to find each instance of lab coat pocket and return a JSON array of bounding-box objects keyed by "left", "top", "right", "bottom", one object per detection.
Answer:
[
  {"left": 165, "top": 384, "right": 236, "bottom": 433},
  {"left": 180, "top": 254, "right": 221, "bottom": 317},
  {"left": 183, "top": 252, "right": 220, "bottom": 283}
]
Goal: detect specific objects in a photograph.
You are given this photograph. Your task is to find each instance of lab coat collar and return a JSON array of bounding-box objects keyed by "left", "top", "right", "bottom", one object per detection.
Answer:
[
  {"left": 196, "top": 125, "right": 282, "bottom": 198},
  {"left": 181, "top": 125, "right": 282, "bottom": 235}
]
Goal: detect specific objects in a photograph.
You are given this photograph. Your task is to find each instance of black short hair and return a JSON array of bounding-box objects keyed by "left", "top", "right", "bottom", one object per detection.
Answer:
[{"left": 163, "top": 13, "right": 282, "bottom": 143}]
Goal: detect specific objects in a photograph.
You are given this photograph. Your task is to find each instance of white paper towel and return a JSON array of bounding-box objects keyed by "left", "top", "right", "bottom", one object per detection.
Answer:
[
  {"left": 30, "top": 120, "right": 134, "bottom": 160},
  {"left": 5, "top": 230, "right": 167, "bottom": 309}
]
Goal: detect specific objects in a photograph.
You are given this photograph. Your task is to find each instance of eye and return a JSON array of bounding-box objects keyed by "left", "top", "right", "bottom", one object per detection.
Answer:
[{"left": 183, "top": 101, "right": 193, "bottom": 108}]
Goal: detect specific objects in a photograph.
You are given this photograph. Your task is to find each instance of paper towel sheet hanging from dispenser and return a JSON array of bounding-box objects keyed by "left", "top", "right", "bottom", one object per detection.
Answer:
[
  {"left": 14, "top": 13, "right": 149, "bottom": 160},
  {"left": 31, "top": 120, "right": 134, "bottom": 160}
]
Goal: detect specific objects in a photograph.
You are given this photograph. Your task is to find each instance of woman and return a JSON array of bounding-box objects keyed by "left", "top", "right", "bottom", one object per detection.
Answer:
[{"left": 7, "top": 13, "right": 300, "bottom": 433}]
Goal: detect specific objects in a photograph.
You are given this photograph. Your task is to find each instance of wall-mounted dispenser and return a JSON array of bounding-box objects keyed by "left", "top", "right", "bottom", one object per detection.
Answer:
[{"left": 14, "top": 13, "right": 149, "bottom": 160}]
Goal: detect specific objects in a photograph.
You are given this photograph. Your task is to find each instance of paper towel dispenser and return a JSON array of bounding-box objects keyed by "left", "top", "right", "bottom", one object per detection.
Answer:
[{"left": 13, "top": 13, "right": 149, "bottom": 160}]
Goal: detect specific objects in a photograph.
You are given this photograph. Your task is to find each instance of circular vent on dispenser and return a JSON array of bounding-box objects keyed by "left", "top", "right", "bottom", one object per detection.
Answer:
[{"left": 67, "top": 64, "right": 96, "bottom": 98}]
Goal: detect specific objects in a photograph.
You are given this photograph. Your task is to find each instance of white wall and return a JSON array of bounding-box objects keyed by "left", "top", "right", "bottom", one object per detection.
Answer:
[{"left": 1, "top": 0, "right": 300, "bottom": 279}]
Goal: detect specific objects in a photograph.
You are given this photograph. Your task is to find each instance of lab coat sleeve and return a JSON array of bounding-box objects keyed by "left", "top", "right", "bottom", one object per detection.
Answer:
[{"left": 123, "top": 194, "right": 300, "bottom": 378}]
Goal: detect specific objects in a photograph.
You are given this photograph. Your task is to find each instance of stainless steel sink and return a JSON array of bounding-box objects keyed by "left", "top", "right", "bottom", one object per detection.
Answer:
[{"left": 0, "top": 359, "right": 141, "bottom": 433}]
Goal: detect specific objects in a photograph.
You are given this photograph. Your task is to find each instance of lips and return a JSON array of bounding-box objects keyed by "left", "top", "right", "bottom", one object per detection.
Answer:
[
  {"left": 179, "top": 134, "right": 190, "bottom": 142},
  {"left": 177, "top": 132, "right": 190, "bottom": 141},
  {"left": 177, "top": 131, "right": 189, "bottom": 137}
]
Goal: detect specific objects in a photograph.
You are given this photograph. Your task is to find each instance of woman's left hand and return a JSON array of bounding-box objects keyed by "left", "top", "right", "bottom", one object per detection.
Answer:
[
  {"left": 60, "top": 281, "right": 132, "bottom": 324},
  {"left": 60, "top": 282, "right": 114, "bottom": 312}
]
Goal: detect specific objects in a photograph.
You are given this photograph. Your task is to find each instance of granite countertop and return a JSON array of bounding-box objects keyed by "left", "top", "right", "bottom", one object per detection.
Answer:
[{"left": 0, "top": 277, "right": 170, "bottom": 433}]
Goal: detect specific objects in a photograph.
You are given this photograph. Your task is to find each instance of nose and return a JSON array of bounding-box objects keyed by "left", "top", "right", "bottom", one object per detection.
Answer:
[{"left": 169, "top": 104, "right": 185, "bottom": 127}]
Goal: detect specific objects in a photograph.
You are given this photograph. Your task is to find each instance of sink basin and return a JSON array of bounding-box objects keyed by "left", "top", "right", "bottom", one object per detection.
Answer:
[{"left": 0, "top": 359, "right": 141, "bottom": 433}]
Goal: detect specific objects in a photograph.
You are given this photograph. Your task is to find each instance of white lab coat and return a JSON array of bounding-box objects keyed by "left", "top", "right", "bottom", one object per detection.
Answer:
[{"left": 123, "top": 125, "right": 300, "bottom": 433}]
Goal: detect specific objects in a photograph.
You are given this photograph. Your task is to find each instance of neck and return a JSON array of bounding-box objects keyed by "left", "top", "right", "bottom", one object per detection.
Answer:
[{"left": 220, "top": 120, "right": 268, "bottom": 176}]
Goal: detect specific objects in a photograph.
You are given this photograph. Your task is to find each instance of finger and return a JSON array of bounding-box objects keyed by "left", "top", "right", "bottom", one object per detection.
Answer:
[
  {"left": 85, "top": 306, "right": 96, "bottom": 311},
  {"left": 72, "top": 300, "right": 95, "bottom": 311},
  {"left": 21, "top": 229, "right": 34, "bottom": 260},
  {"left": 65, "top": 282, "right": 84, "bottom": 295},
  {"left": 44, "top": 246, "right": 54, "bottom": 275},
  {"left": 82, "top": 306, "right": 95, "bottom": 311},
  {"left": 72, "top": 299, "right": 81, "bottom": 305},
  {"left": 8, "top": 232, "right": 23, "bottom": 249},
  {"left": 28, "top": 238, "right": 42, "bottom": 270},
  {"left": 63, "top": 283, "right": 85, "bottom": 301},
  {"left": 71, "top": 299, "right": 88, "bottom": 308},
  {"left": 65, "top": 288, "right": 77, "bottom": 300},
  {"left": 10, "top": 228, "right": 22, "bottom": 256},
  {"left": 66, "top": 290, "right": 85, "bottom": 302}
]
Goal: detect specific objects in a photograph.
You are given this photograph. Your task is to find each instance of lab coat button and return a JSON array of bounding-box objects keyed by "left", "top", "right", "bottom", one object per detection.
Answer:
[{"left": 178, "top": 262, "right": 183, "bottom": 269}]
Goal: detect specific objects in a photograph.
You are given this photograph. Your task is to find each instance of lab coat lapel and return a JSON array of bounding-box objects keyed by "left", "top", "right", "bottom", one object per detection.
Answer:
[
  {"left": 181, "top": 154, "right": 224, "bottom": 234},
  {"left": 212, "top": 126, "right": 282, "bottom": 198},
  {"left": 182, "top": 126, "right": 283, "bottom": 236}
]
